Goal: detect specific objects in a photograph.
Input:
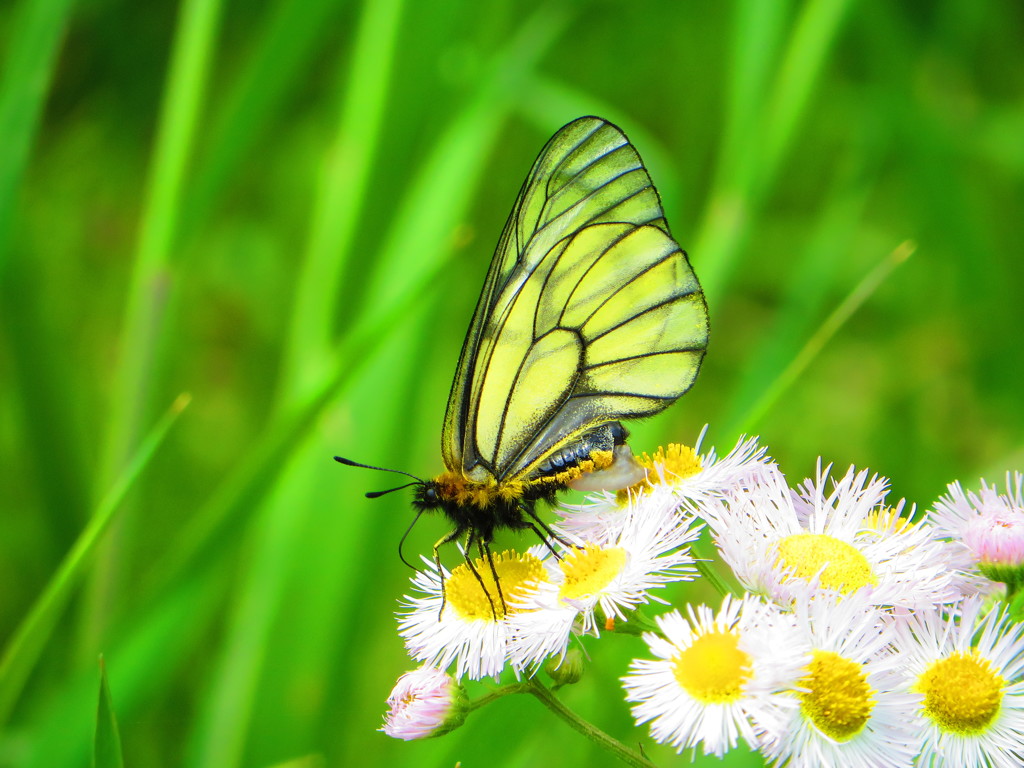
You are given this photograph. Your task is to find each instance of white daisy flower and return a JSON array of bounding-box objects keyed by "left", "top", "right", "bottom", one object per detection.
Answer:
[
  {"left": 892, "top": 597, "right": 1024, "bottom": 767},
  {"left": 380, "top": 666, "right": 468, "bottom": 740},
  {"left": 621, "top": 594, "right": 809, "bottom": 757},
  {"left": 556, "top": 429, "right": 774, "bottom": 541},
  {"left": 928, "top": 472, "right": 1024, "bottom": 587},
  {"left": 705, "top": 462, "right": 959, "bottom": 609},
  {"left": 398, "top": 548, "right": 551, "bottom": 680},
  {"left": 759, "top": 592, "right": 920, "bottom": 767},
  {"left": 510, "top": 489, "right": 702, "bottom": 671}
]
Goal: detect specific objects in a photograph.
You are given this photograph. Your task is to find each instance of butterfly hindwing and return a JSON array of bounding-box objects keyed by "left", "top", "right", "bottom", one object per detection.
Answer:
[{"left": 441, "top": 117, "right": 708, "bottom": 485}]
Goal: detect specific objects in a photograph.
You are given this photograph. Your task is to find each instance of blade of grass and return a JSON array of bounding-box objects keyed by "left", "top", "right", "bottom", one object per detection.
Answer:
[
  {"left": 92, "top": 656, "right": 124, "bottom": 768},
  {"left": 711, "top": 0, "right": 790, "bottom": 205},
  {"left": 354, "top": 4, "right": 572, "bottom": 318},
  {"left": 0, "top": 0, "right": 76, "bottom": 277},
  {"left": 0, "top": 0, "right": 84, "bottom": 558},
  {"left": 86, "top": 0, "right": 223, "bottom": 650},
  {"left": 688, "top": 0, "right": 788, "bottom": 307},
  {"left": 722, "top": 138, "right": 882, "bottom": 435},
  {"left": 735, "top": 242, "right": 914, "bottom": 435},
  {"left": 759, "top": 0, "right": 856, "bottom": 187},
  {"left": 0, "top": 394, "right": 190, "bottom": 729},
  {"left": 17, "top": 568, "right": 221, "bottom": 768},
  {"left": 1, "top": 260, "right": 91, "bottom": 556},
  {"left": 695, "top": 0, "right": 855, "bottom": 305},
  {"left": 100, "top": 0, "right": 223, "bottom": 483},
  {"left": 279, "top": 0, "right": 405, "bottom": 404},
  {"left": 180, "top": 0, "right": 346, "bottom": 240}
]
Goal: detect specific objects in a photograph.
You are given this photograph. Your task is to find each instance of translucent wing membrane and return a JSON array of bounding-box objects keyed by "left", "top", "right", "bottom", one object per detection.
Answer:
[{"left": 441, "top": 117, "right": 708, "bottom": 482}]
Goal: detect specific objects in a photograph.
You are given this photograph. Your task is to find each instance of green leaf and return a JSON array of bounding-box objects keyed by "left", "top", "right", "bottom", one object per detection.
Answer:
[{"left": 92, "top": 656, "right": 125, "bottom": 768}]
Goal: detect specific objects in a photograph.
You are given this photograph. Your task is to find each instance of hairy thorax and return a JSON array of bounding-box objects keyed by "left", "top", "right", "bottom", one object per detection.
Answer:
[{"left": 431, "top": 448, "right": 621, "bottom": 510}]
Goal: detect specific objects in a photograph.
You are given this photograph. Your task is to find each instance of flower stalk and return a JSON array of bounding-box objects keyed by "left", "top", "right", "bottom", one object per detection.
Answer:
[
  {"left": 524, "top": 678, "right": 658, "bottom": 768},
  {"left": 463, "top": 678, "right": 657, "bottom": 767}
]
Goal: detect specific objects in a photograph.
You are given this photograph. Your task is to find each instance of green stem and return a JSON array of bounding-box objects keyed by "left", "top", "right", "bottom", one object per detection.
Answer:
[
  {"left": 1006, "top": 581, "right": 1024, "bottom": 620},
  {"left": 465, "top": 679, "right": 656, "bottom": 766},
  {"left": 692, "top": 534, "right": 735, "bottom": 599},
  {"left": 608, "top": 607, "right": 662, "bottom": 637},
  {"left": 466, "top": 681, "right": 531, "bottom": 713},
  {"left": 525, "top": 678, "right": 657, "bottom": 768},
  {"left": 694, "top": 559, "right": 732, "bottom": 599}
]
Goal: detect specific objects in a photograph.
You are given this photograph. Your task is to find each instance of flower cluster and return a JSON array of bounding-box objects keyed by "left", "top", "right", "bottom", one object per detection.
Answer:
[
  {"left": 379, "top": 432, "right": 1024, "bottom": 767},
  {"left": 398, "top": 482, "right": 706, "bottom": 681}
]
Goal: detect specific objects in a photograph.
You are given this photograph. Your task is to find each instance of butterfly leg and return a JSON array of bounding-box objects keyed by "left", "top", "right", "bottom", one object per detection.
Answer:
[
  {"left": 478, "top": 537, "right": 508, "bottom": 617},
  {"left": 521, "top": 502, "right": 573, "bottom": 556},
  {"left": 460, "top": 527, "right": 499, "bottom": 620},
  {"left": 433, "top": 524, "right": 466, "bottom": 620}
]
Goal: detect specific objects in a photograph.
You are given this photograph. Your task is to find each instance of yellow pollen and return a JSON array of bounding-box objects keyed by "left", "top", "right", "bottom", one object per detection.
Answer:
[
  {"left": 619, "top": 443, "right": 702, "bottom": 500},
  {"left": 775, "top": 534, "right": 877, "bottom": 594},
  {"left": 446, "top": 550, "right": 547, "bottom": 622},
  {"left": 863, "top": 508, "right": 913, "bottom": 535},
  {"left": 672, "top": 630, "right": 751, "bottom": 703},
  {"left": 798, "top": 650, "right": 874, "bottom": 740},
  {"left": 558, "top": 544, "right": 627, "bottom": 600},
  {"left": 914, "top": 650, "right": 1006, "bottom": 734}
]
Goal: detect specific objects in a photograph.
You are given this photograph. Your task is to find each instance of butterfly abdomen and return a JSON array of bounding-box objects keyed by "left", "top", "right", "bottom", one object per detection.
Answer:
[
  {"left": 532, "top": 422, "right": 626, "bottom": 480},
  {"left": 415, "top": 425, "right": 626, "bottom": 528}
]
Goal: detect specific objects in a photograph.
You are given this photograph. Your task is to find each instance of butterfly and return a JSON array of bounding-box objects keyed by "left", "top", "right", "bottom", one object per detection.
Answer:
[{"left": 338, "top": 116, "right": 708, "bottom": 615}]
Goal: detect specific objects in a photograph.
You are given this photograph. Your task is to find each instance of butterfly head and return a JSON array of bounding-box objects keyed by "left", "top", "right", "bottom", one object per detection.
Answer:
[{"left": 412, "top": 480, "right": 441, "bottom": 510}]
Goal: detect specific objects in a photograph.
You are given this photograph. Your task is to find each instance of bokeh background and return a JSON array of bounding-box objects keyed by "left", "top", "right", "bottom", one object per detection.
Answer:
[{"left": 2, "top": 0, "right": 1023, "bottom": 765}]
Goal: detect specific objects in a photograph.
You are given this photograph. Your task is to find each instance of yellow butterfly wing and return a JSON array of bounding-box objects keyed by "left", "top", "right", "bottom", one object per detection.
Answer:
[{"left": 441, "top": 116, "right": 708, "bottom": 484}]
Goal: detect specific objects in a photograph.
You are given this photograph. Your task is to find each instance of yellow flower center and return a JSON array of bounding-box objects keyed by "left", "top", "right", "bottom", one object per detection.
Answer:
[
  {"left": 673, "top": 630, "right": 751, "bottom": 703},
  {"left": 914, "top": 650, "right": 1006, "bottom": 734},
  {"left": 446, "top": 550, "right": 547, "bottom": 622},
  {"left": 619, "top": 443, "right": 702, "bottom": 500},
  {"left": 558, "top": 544, "right": 627, "bottom": 600},
  {"left": 775, "top": 533, "right": 877, "bottom": 594},
  {"left": 798, "top": 650, "right": 874, "bottom": 740}
]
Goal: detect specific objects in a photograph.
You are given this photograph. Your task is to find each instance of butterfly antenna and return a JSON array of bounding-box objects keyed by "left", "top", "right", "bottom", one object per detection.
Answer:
[
  {"left": 334, "top": 456, "right": 424, "bottom": 483},
  {"left": 366, "top": 481, "right": 420, "bottom": 499}
]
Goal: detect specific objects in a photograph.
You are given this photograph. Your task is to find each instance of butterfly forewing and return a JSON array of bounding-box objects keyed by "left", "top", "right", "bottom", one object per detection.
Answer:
[{"left": 441, "top": 116, "right": 708, "bottom": 485}]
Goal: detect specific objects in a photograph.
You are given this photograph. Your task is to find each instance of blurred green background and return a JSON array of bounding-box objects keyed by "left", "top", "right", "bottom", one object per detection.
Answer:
[{"left": 2, "top": 0, "right": 1023, "bottom": 765}]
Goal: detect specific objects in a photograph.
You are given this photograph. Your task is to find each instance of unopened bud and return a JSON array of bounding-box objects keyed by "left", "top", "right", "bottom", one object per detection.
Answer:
[
  {"left": 544, "top": 647, "right": 586, "bottom": 686},
  {"left": 381, "top": 667, "right": 468, "bottom": 740}
]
